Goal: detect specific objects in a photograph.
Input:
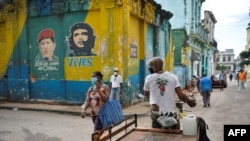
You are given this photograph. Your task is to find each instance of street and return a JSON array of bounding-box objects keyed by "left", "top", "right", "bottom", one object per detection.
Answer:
[
  {"left": 0, "top": 110, "right": 94, "bottom": 141},
  {"left": 0, "top": 79, "right": 249, "bottom": 141},
  {"left": 124, "top": 79, "right": 250, "bottom": 141}
]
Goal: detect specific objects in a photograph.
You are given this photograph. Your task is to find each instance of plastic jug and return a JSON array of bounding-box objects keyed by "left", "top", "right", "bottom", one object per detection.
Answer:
[{"left": 182, "top": 115, "right": 197, "bottom": 136}]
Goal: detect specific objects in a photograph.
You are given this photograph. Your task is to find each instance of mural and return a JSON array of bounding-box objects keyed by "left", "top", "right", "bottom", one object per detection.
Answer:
[
  {"left": 35, "top": 28, "right": 59, "bottom": 72},
  {"left": 64, "top": 22, "right": 100, "bottom": 81},
  {"left": 30, "top": 28, "right": 60, "bottom": 82},
  {"left": 0, "top": 0, "right": 174, "bottom": 104},
  {"left": 130, "top": 38, "right": 138, "bottom": 58},
  {"left": 67, "top": 22, "right": 96, "bottom": 57},
  {"left": 36, "top": 28, "right": 58, "bottom": 61}
]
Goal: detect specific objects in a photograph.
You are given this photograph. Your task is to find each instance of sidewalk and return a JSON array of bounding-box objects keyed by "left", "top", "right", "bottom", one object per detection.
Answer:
[{"left": 0, "top": 89, "right": 202, "bottom": 117}]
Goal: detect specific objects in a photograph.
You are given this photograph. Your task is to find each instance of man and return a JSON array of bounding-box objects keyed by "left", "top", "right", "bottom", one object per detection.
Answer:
[
  {"left": 193, "top": 75, "right": 200, "bottom": 92},
  {"left": 109, "top": 67, "right": 123, "bottom": 101},
  {"left": 219, "top": 70, "right": 227, "bottom": 91},
  {"left": 143, "top": 57, "right": 196, "bottom": 129},
  {"left": 199, "top": 73, "right": 212, "bottom": 107},
  {"left": 67, "top": 22, "right": 96, "bottom": 56},
  {"left": 237, "top": 69, "right": 247, "bottom": 91},
  {"left": 35, "top": 28, "right": 58, "bottom": 61}
]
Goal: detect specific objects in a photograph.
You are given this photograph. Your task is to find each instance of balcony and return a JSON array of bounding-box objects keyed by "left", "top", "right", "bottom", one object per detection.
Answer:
[{"left": 189, "top": 24, "right": 208, "bottom": 43}]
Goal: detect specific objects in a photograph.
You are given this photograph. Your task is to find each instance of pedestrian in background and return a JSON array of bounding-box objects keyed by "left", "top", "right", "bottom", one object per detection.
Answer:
[
  {"left": 229, "top": 73, "right": 233, "bottom": 81},
  {"left": 81, "top": 71, "right": 110, "bottom": 132},
  {"left": 219, "top": 70, "right": 227, "bottom": 91},
  {"left": 193, "top": 75, "right": 200, "bottom": 92},
  {"left": 143, "top": 57, "right": 196, "bottom": 129},
  {"left": 200, "top": 73, "right": 212, "bottom": 107},
  {"left": 237, "top": 69, "right": 247, "bottom": 91},
  {"left": 110, "top": 67, "right": 123, "bottom": 101}
]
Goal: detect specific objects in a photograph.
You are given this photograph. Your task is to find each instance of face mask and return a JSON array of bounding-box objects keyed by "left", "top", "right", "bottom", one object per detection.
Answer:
[
  {"left": 91, "top": 77, "right": 97, "bottom": 85},
  {"left": 114, "top": 72, "right": 118, "bottom": 76},
  {"left": 148, "top": 68, "right": 154, "bottom": 74}
]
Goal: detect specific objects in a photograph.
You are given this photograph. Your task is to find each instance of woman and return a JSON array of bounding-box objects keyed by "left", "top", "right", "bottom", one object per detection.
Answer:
[{"left": 81, "top": 71, "right": 110, "bottom": 132}]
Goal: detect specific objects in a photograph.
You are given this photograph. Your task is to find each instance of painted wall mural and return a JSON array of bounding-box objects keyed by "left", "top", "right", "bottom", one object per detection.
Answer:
[
  {"left": 0, "top": 0, "right": 174, "bottom": 105},
  {"left": 67, "top": 22, "right": 96, "bottom": 57},
  {"left": 35, "top": 28, "right": 59, "bottom": 72},
  {"left": 130, "top": 37, "right": 138, "bottom": 58},
  {"left": 64, "top": 21, "right": 101, "bottom": 81}
]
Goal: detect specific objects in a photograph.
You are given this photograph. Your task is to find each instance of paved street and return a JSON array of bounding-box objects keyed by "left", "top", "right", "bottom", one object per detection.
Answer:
[
  {"left": 135, "top": 79, "right": 250, "bottom": 141},
  {"left": 0, "top": 79, "right": 249, "bottom": 141},
  {"left": 0, "top": 109, "right": 95, "bottom": 141},
  {"left": 188, "top": 79, "right": 250, "bottom": 141}
]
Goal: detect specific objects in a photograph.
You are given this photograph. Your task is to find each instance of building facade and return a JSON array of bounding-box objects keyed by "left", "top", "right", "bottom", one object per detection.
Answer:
[
  {"left": 202, "top": 10, "right": 217, "bottom": 77},
  {"left": 217, "top": 49, "right": 235, "bottom": 72},
  {"left": 156, "top": 0, "right": 208, "bottom": 87},
  {"left": 244, "top": 21, "right": 250, "bottom": 75},
  {"left": 0, "top": 0, "right": 173, "bottom": 105}
]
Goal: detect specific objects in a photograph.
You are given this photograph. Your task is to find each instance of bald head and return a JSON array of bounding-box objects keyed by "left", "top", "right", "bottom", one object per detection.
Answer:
[{"left": 149, "top": 57, "right": 163, "bottom": 73}]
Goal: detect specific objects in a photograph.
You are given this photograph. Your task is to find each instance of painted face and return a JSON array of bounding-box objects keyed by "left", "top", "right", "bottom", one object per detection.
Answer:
[
  {"left": 73, "top": 29, "right": 88, "bottom": 48},
  {"left": 39, "top": 38, "right": 55, "bottom": 61}
]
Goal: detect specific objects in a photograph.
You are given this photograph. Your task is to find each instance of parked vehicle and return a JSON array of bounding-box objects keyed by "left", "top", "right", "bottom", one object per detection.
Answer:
[{"left": 211, "top": 74, "right": 227, "bottom": 88}]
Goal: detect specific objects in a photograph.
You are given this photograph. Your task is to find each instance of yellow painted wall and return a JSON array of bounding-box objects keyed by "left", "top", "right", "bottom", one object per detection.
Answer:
[{"left": 0, "top": 0, "right": 27, "bottom": 78}]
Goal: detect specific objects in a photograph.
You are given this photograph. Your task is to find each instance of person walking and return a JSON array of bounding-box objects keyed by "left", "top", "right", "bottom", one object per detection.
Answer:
[
  {"left": 193, "top": 75, "right": 200, "bottom": 92},
  {"left": 143, "top": 57, "right": 196, "bottom": 129},
  {"left": 219, "top": 70, "right": 227, "bottom": 91},
  {"left": 81, "top": 71, "right": 110, "bottom": 132},
  {"left": 199, "top": 73, "right": 213, "bottom": 107},
  {"left": 229, "top": 73, "right": 233, "bottom": 81},
  {"left": 237, "top": 69, "right": 247, "bottom": 91},
  {"left": 109, "top": 67, "right": 123, "bottom": 101}
]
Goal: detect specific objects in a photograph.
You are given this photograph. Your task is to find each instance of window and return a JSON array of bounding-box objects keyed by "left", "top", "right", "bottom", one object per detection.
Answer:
[{"left": 223, "top": 56, "right": 226, "bottom": 62}]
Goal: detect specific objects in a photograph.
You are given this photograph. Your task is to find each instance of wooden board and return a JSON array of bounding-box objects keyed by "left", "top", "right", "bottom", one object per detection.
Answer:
[
  {"left": 92, "top": 114, "right": 197, "bottom": 141},
  {"left": 119, "top": 130, "right": 196, "bottom": 141}
]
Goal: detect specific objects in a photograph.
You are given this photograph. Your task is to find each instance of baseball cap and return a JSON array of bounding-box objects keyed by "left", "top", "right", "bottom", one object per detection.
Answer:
[{"left": 114, "top": 67, "right": 119, "bottom": 71}]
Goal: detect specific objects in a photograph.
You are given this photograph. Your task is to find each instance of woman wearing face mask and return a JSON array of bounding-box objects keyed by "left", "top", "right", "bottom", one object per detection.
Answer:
[{"left": 81, "top": 71, "right": 110, "bottom": 132}]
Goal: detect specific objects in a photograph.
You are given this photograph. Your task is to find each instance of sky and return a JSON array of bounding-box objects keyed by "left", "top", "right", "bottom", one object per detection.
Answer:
[
  {"left": 201, "top": 0, "right": 250, "bottom": 58},
  {"left": 155, "top": 0, "right": 250, "bottom": 59}
]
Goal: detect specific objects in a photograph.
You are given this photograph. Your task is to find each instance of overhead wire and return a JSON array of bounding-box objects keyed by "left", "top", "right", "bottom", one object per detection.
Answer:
[{"left": 215, "top": 17, "right": 249, "bottom": 33}]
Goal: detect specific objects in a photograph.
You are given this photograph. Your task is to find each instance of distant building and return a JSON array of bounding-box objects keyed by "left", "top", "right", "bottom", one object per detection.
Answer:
[
  {"left": 244, "top": 21, "right": 250, "bottom": 75},
  {"left": 159, "top": 0, "right": 207, "bottom": 88},
  {"left": 217, "top": 49, "right": 235, "bottom": 72},
  {"left": 202, "top": 10, "right": 218, "bottom": 77}
]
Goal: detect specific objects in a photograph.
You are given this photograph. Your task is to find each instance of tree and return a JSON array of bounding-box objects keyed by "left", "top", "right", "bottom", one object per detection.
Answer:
[
  {"left": 239, "top": 51, "right": 250, "bottom": 67},
  {"left": 215, "top": 64, "right": 227, "bottom": 71}
]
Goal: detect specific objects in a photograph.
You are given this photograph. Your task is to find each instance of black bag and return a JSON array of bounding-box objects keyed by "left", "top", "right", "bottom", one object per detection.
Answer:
[{"left": 197, "top": 117, "right": 210, "bottom": 141}]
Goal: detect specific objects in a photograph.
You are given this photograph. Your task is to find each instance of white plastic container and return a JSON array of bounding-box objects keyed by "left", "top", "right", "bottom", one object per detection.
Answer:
[{"left": 182, "top": 115, "right": 197, "bottom": 136}]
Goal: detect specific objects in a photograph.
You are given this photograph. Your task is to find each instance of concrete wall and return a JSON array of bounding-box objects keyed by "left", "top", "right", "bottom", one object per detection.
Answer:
[{"left": 0, "top": 0, "right": 173, "bottom": 105}]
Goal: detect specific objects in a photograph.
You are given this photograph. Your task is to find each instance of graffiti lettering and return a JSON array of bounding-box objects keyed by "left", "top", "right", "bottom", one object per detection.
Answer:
[
  {"left": 66, "top": 57, "right": 92, "bottom": 67},
  {"left": 35, "top": 61, "right": 59, "bottom": 71},
  {"left": 37, "top": 65, "right": 58, "bottom": 71},
  {"left": 49, "top": 62, "right": 59, "bottom": 65}
]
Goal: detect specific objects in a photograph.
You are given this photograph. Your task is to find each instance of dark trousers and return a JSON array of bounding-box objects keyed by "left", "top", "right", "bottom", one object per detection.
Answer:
[{"left": 201, "top": 90, "right": 210, "bottom": 106}]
